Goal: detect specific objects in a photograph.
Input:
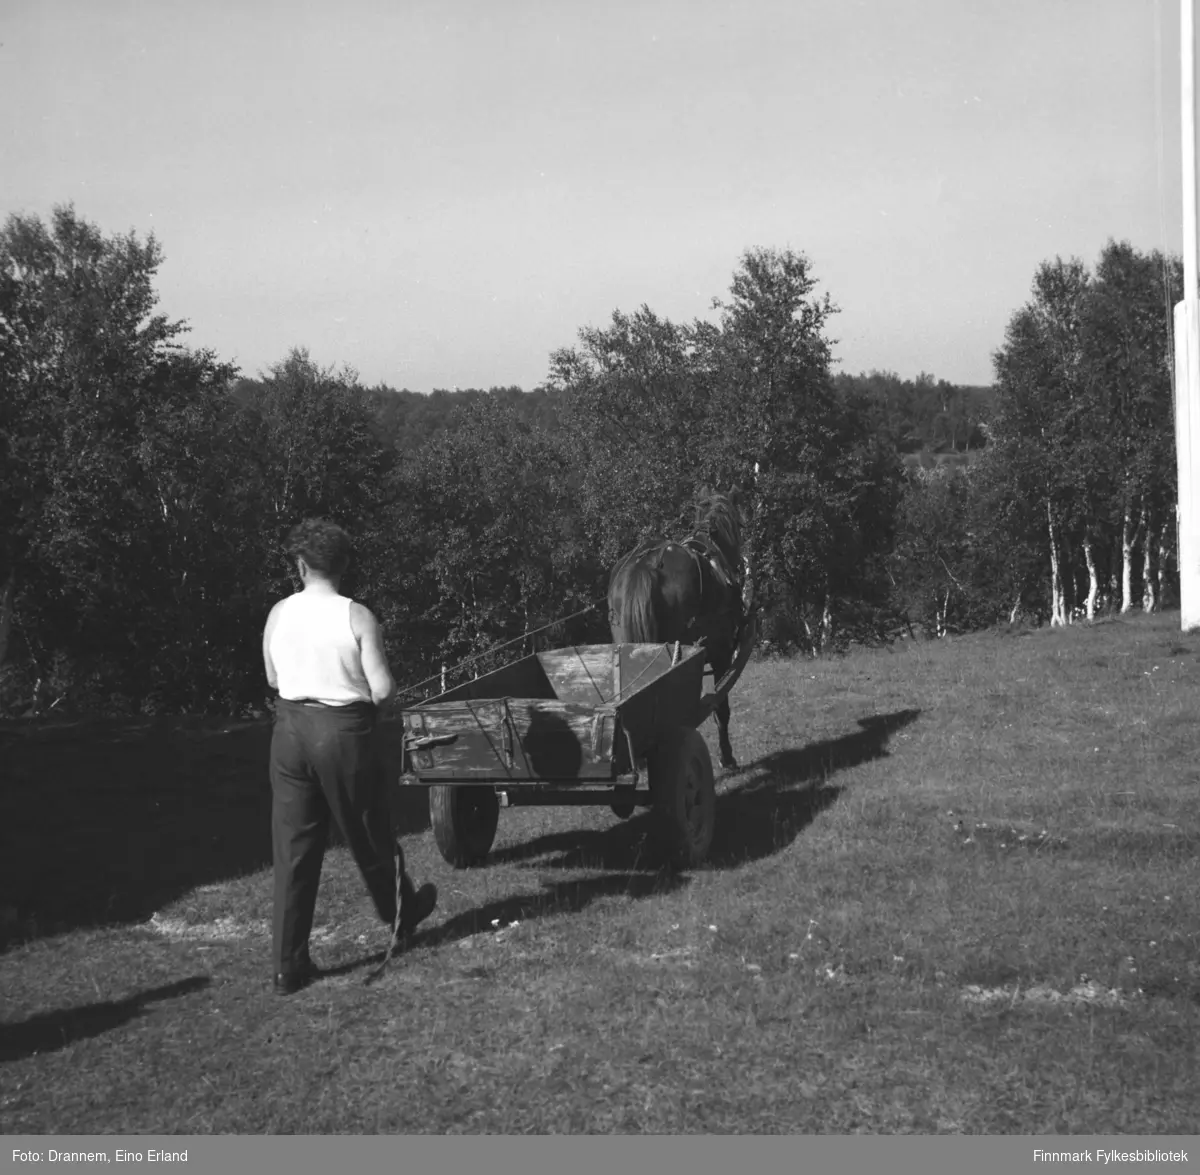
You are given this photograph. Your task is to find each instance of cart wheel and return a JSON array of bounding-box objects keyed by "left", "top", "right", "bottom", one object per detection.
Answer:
[
  {"left": 610, "top": 801, "right": 635, "bottom": 820},
  {"left": 429, "top": 785, "right": 500, "bottom": 868},
  {"left": 648, "top": 726, "right": 716, "bottom": 869}
]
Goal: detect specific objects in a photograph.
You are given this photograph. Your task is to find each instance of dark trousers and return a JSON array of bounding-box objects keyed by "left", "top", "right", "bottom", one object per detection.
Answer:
[{"left": 269, "top": 698, "right": 412, "bottom": 973}]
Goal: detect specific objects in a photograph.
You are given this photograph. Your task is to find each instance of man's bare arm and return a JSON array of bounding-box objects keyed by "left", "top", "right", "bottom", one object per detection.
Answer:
[
  {"left": 352, "top": 603, "right": 396, "bottom": 706},
  {"left": 262, "top": 602, "right": 282, "bottom": 691}
]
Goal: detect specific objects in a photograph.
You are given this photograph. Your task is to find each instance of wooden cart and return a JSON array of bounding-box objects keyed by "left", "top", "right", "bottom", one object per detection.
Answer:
[{"left": 396, "top": 614, "right": 756, "bottom": 870}]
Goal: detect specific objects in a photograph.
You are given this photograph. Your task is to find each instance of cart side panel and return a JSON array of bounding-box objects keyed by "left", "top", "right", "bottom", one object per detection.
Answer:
[
  {"left": 615, "top": 643, "right": 675, "bottom": 700},
  {"left": 401, "top": 700, "right": 517, "bottom": 779},
  {"left": 429, "top": 653, "right": 557, "bottom": 704},
  {"left": 615, "top": 646, "right": 706, "bottom": 762},
  {"left": 508, "top": 700, "right": 618, "bottom": 780},
  {"left": 402, "top": 699, "right": 619, "bottom": 782},
  {"left": 535, "top": 645, "right": 619, "bottom": 707}
]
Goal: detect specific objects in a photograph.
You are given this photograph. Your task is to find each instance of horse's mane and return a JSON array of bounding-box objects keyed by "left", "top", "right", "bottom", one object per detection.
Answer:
[
  {"left": 690, "top": 489, "right": 742, "bottom": 578},
  {"left": 608, "top": 490, "right": 743, "bottom": 585}
]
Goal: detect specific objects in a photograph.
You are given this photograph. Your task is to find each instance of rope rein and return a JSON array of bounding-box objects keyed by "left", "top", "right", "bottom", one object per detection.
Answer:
[
  {"left": 390, "top": 599, "right": 603, "bottom": 705},
  {"left": 364, "top": 850, "right": 406, "bottom": 986}
]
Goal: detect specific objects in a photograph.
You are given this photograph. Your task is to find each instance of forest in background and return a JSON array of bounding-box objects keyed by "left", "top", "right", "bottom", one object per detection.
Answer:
[{"left": 0, "top": 205, "right": 1182, "bottom": 715}]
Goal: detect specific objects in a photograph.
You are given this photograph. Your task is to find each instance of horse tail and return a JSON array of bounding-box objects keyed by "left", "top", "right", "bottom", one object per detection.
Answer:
[{"left": 610, "top": 558, "right": 660, "bottom": 643}]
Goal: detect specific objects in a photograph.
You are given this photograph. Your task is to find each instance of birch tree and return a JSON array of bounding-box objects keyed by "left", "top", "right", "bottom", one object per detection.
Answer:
[
  {"left": 987, "top": 242, "right": 1181, "bottom": 628},
  {"left": 992, "top": 258, "right": 1092, "bottom": 626},
  {"left": 694, "top": 249, "right": 892, "bottom": 649},
  {"left": 549, "top": 248, "right": 895, "bottom": 652},
  {"left": 1082, "top": 241, "right": 1181, "bottom": 615}
]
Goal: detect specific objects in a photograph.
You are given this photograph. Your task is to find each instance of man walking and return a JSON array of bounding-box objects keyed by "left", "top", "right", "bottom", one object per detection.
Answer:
[{"left": 263, "top": 518, "right": 436, "bottom": 994}]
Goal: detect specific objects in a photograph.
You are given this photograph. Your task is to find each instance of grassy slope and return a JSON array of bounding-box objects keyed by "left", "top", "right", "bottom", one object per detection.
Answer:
[{"left": 1, "top": 613, "right": 1198, "bottom": 1134}]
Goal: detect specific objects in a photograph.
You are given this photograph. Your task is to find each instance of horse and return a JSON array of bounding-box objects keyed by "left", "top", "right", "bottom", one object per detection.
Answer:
[{"left": 607, "top": 489, "right": 746, "bottom": 769}]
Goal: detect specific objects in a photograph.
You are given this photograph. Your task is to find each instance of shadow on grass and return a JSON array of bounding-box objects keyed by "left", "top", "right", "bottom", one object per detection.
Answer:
[
  {"left": 708, "top": 708, "right": 922, "bottom": 866},
  {"left": 0, "top": 975, "right": 211, "bottom": 1063},
  {"left": 314, "top": 870, "right": 690, "bottom": 980},
  {"left": 483, "top": 709, "right": 922, "bottom": 874},
  {"left": 417, "top": 870, "right": 689, "bottom": 948},
  {"left": 0, "top": 715, "right": 430, "bottom": 951},
  {"left": 487, "top": 810, "right": 671, "bottom": 873}
]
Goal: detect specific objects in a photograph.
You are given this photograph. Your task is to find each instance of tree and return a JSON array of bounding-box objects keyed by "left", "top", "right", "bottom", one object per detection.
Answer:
[
  {"left": 549, "top": 305, "right": 711, "bottom": 569},
  {"left": 0, "top": 204, "right": 236, "bottom": 708},
  {"left": 696, "top": 248, "right": 903, "bottom": 649},
  {"left": 991, "top": 256, "right": 1093, "bottom": 625},
  {"left": 396, "top": 395, "right": 596, "bottom": 693},
  {"left": 988, "top": 242, "right": 1182, "bottom": 627},
  {"left": 550, "top": 247, "right": 900, "bottom": 652},
  {"left": 1081, "top": 241, "right": 1181, "bottom": 613},
  {"left": 1, "top": 205, "right": 183, "bottom": 611}
]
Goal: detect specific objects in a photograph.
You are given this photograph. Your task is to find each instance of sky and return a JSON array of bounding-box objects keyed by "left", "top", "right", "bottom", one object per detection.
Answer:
[{"left": 1, "top": 0, "right": 1189, "bottom": 392}]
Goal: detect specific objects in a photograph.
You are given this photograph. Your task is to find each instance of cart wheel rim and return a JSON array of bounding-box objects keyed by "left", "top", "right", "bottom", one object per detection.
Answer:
[{"left": 682, "top": 756, "right": 707, "bottom": 841}]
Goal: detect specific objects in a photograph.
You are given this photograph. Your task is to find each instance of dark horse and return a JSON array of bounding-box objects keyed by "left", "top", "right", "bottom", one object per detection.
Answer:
[{"left": 607, "top": 490, "right": 746, "bottom": 769}]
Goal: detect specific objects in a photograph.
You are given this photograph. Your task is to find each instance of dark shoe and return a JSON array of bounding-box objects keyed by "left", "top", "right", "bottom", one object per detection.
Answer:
[
  {"left": 399, "top": 883, "right": 438, "bottom": 935},
  {"left": 273, "top": 957, "right": 319, "bottom": 995}
]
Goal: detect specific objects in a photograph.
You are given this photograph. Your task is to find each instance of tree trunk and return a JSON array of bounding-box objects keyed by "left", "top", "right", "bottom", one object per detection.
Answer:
[
  {"left": 1062, "top": 541, "right": 1078, "bottom": 623},
  {"left": 936, "top": 587, "right": 950, "bottom": 638},
  {"left": 1121, "top": 502, "right": 1136, "bottom": 613},
  {"left": 801, "top": 614, "right": 818, "bottom": 656},
  {"left": 1142, "top": 503, "right": 1156, "bottom": 613},
  {"left": 737, "top": 463, "right": 760, "bottom": 619},
  {"left": 1158, "top": 518, "right": 1171, "bottom": 606},
  {"left": 1047, "top": 503, "right": 1067, "bottom": 627},
  {"left": 741, "top": 550, "right": 755, "bottom": 614},
  {"left": 1082, "top": 536, "right": 1099, "bottom": 621},
  {"left": 0, "top": 571, "right": 13, "bottom": 670},
  {"left": 1009, "top": 593, "right": 1022, "bottom": 625}
]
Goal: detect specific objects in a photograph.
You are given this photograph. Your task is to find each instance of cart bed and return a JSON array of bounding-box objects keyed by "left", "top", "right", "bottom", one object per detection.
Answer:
[{"left": 400, "top": 642, "right": 707, "bottom": 785}]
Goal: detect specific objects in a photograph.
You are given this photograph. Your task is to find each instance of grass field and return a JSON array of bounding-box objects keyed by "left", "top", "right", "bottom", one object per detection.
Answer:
[{"left": 2, "top": 612, "right": 1199, "bottom": 1134}]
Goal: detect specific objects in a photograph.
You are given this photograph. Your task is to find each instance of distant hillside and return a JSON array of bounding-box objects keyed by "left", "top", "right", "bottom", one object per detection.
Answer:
[
  {"left": 228, "top": 370, "right": 993, "bottom": 459},
  {"left": 229, "top": 379, "right": 563, "bottom": 453},
  {"left": 360, "top": 384, "right": 563, "bottom": 452},
  {"left": 832, "top": 371, "right": 995, "bottom": 455}
]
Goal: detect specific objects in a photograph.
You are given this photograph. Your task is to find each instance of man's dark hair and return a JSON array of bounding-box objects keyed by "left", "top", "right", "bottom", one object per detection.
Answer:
[{"left": 283, "top": 518, "right": 353, "bottom": 577}]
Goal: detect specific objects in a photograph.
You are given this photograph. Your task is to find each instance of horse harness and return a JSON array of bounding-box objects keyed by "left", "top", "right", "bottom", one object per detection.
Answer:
[
  {"left": 610, "top": 533, "right": 740, "bottom": 638},
  {"left": 676, "top": 535, "right": 742, "bottom": 637},
  {"left": 684, "top": 534, "right": 736, "bottom": 592}
]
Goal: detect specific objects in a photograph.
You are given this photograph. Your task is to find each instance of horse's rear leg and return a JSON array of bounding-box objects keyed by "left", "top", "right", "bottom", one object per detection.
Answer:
[
  {"left": 709, "top": 648, "right": 737, "bottom": 769},
  {"left": 715, "top": 694, "right": 736, "bottom": 770}
]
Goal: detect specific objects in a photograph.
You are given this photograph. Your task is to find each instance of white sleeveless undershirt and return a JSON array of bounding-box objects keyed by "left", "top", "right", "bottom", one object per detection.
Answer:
[{"left": 270, "top": 592, "right": 373, "bottom": 706}]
